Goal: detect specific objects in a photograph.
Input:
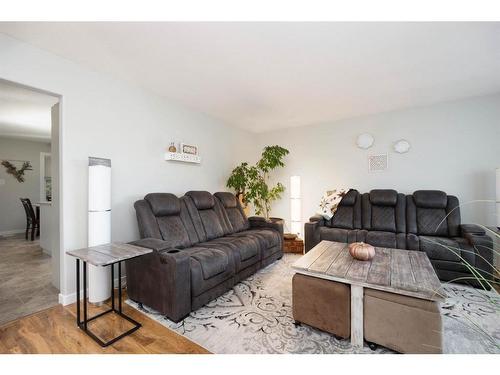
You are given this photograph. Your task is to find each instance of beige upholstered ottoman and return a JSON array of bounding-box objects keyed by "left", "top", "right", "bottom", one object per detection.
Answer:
[
  {"left": 292, "top": 273, "right": 350, "bottom": 338},
  {"left": 364, "top": 288, "right": 443, "bottom": 353}
]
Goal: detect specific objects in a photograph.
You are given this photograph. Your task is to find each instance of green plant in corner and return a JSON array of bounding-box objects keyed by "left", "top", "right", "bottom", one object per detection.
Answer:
[{"left": 227, "top": 145, "right": 289, "bottom": 219}]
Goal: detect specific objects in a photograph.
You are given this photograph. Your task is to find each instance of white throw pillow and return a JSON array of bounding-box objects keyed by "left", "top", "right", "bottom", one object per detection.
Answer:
[{"left": 317, "top": 189, "right": 349, "bottom": 220}]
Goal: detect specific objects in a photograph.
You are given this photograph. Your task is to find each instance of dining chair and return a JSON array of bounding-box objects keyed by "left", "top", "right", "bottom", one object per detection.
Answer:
[{"left": 20, "top": 198, "right": 39, "bottom": 241}]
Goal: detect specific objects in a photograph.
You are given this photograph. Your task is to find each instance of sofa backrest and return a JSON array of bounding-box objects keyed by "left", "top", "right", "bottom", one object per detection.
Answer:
[
  {"left": 361, "top": 189, "right": 406, "bottom": 233},
  {"left": 407, "top": 190, "right": 460, "bottom": 237},
  {"left": 184, "top": 191, "right": 230, "bottom": 241},
  {"left": 214, "top": 192, "right": 250, "bottom": 233},
  {"left": 136, "top": 193, "right": 199, "bottom": 248},
  {"left": 326, "top": 189, "right": 362, "bottom": 229}
]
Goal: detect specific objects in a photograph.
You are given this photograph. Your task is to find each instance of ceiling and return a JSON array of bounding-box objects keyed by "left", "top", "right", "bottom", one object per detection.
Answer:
[
  {"left": 1, "top": 22, "right": 499, "bottom": 133},
  {"left": 0, "top": 80, "right": 58, "bottom": 142}
]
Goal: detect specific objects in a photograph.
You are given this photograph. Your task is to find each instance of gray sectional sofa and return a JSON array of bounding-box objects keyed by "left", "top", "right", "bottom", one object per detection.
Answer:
[
  {"left": 305, "top": 189, "right": 493, "bottom": 287},
  {"left": 126, "top": 191, "right": 283, "bottom": 322}
]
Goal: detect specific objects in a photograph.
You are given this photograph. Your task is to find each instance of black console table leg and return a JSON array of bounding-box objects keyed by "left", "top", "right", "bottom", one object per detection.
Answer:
[
  {"left": 111, "top": 263, "right": 115, "bottom": 311},
  {"left": 74, "top": 259, "right": 141, "bottom": 347},
  {"left": 83, "top": 261, "right": 87, "bottom": 330},
  {"left": 118, "top": 261, "right": 122, "bottom": 313},
  {"left": 76, "top": 259, "right": 80, "bottom": 326}
]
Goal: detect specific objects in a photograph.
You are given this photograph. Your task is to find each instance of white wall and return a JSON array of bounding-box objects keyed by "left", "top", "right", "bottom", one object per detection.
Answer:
[
  {"left": 0, "top": 137, "right": 50, "bottom": 233},
  {"left": 0, "top": 34, "right": 255, "bottom": 300},
  {"left": 257, "top": 94, "right": 500, "bottom": 232}
]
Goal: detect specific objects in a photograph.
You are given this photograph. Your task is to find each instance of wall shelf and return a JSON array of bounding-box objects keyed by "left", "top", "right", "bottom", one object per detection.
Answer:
[{"left": 164, "top": 152, "right": 201, "bottom": 164}]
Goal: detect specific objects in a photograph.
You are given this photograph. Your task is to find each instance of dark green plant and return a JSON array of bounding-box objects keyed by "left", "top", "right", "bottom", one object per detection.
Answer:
[{"left": 227, "top": 145, "right": 289, "bottom": 219}]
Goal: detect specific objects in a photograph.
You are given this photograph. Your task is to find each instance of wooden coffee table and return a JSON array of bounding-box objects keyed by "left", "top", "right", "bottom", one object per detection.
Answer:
[{"left": 292, "top": 240, "right": 445, "bottom": 348}]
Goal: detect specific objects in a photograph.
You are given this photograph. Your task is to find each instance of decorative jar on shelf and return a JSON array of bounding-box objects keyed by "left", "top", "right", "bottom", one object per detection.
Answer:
[{"left": 168, "top": 142, "right": 177, "bottom": 153}]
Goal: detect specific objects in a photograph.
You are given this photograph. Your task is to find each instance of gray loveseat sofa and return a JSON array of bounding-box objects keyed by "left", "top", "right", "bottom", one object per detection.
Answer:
[
  {"left": 125, "top": 191, "right": 283, "bottom": 322},
  {"left": 305, "top": 189, "right": 493, "bottom": 287}
]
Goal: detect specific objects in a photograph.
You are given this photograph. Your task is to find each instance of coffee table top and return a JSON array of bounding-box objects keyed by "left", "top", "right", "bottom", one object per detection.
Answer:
[
  {"left": 66, "top": 243, "right": 152, "bottom": 266},
  {"left": 293, "top": 240, "right": 445, "bottom": 301}
]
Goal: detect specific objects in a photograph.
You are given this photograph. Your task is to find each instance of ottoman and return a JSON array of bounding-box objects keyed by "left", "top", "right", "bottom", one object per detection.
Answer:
[
  {"left": 292, "top": 273, "right": 350, "bottom": 338},
  {"left": 364, "top": 288, "right": 443, "bottom": 353}
]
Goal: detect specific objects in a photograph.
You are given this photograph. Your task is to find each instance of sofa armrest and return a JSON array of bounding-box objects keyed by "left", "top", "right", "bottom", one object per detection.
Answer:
[
  {"left": 129, "top": 237, "right": 174, "bottom": 251},
  {"left": 125, "top": 241, "right": 192, "bottom": 322},
  {"left": 309, "top": 214, "right": 326, "bottom": 225},
  {"left": 463, "top": 232, "right": 494, "bottom": 283},
  {"left": 461, "top": 224, "right": 486, "bottom": 236},
  {"left": 248, "top": 216, "right": 284, "bottom": 237},
  {"left": 304, "top": 216, "right": 325, "bottom": 253}
]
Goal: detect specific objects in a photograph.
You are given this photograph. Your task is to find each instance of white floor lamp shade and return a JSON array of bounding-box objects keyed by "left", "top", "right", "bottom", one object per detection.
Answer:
[
  {"left": 290, "top": 176, "right": 301, "bottom": 237},
  {"left": 88, "top": 157, "right": 112, "bottom": 304}
]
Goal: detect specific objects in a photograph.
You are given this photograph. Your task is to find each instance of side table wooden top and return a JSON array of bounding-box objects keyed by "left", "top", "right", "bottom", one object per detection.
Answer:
[
  {"left": 66, "top": 243, "right": 152, "bottom": 266},
  {"left": 293, "top": 240, "right": 445, "bottom": 302}
]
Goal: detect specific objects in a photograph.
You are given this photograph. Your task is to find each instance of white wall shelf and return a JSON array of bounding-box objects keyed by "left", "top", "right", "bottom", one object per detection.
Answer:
[{"left": 164, "top": 152, "right": 201, "bottom": 164}]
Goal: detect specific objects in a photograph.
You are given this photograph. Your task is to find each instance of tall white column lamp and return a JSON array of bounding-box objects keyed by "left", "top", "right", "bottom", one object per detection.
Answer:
[
  {"left": 88, "top": 157, "right": 112, "bottom": 304},
  {"left": 290, "top": 175, "right": 302, "bottom": 237}
]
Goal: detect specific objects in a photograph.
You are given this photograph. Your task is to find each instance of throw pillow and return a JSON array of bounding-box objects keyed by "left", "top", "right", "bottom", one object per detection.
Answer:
[{"left": 317, "top": 189, "right": 348, "bottom": 220}]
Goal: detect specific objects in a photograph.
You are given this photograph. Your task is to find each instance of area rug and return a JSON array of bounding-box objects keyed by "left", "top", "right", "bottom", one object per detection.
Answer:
[{"left": 126, "top": 254, "right": 500, "bottom": 354}]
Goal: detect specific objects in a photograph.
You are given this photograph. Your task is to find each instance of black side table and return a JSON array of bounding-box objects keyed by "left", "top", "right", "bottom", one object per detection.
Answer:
[{"left": 67, "top": 243, "right": 152, "bottom": 347}]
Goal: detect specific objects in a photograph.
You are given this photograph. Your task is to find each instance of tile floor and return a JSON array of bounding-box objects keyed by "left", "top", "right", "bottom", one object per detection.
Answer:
[{"left": 0, "top": 233, "right": 59, "bottom": 325}]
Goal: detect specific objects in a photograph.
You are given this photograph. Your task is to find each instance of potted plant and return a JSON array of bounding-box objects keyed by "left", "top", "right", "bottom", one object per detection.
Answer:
[{"left": 227, "top": 145, "right": 289, "bottom": 220}]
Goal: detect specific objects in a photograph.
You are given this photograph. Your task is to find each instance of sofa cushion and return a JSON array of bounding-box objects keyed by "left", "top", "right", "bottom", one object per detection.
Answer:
[
  {"left": 419, "top": 236, "right": 461, "bottom": 262},
  {"left": 416, "top": 208, "right": 448, "bottom": 236},
  {"left": 190, "top": 248, "right": 229, "bottom": 279},
  {"left": 362, "top": 191, "right": 405, "bottom": 233},
  {"left": 326, "top": 189, "right": 361, "bottom": 229},
  {"left": 185, "top": 192, "right": 225, "bottom": 241},
  {"left": 370, "top": 189, "right": 398, "bottom": 206},
  {"left": 156, "top": 215, "right": 191, "bottom": 249},
  {"left": 319, "top": 227, "right": 358, "bottom": 244},
  {"left": 215, "top": 192, "right": 250, "bottom": 233},
  {"left": 200, "top": 237, "right": 259, "bottom": 262},
  {"left": 145, "top": 193, "right": 180, "bottom": 216},
  {"left": 413, "top": 190, "right": 447, "bottom": 209},
  {"left": 365, "top": 231, "right": 397, "bottom": 249},
  {"left": 189, "top": 247, "right": 235, "bottom": 297},
  {"left": 186, "top": 191, "right": 215, "bottom": 210},
  {"left": 230, "top": 228, "right": 280, "bottom": 249}
]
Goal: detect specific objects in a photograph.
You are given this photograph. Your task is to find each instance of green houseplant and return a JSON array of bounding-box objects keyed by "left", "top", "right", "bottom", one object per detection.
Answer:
[{"left": 227, "top": 145, "right": 289, "bottom": 219}]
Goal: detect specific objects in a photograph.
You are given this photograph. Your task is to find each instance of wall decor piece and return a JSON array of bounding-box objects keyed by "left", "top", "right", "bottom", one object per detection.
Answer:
[
  {"left": 356, "top": 133, "right": 374, "bottom": 149},
  {"left": 1, "top": 160, "right": 33, "bottom": 182},
  {"left": 393, "top": 139, "right": 411, "bottom": 154},
  {"left": 168, "top": 142, "right": 177, "bottom": 153},
  {"left": 181, "top": 143, "right": 198, "bottom": 155},
  {"left": 165, "top": 152, "right": 201, "bottom": 164},
  {"left": 368, "top": 153, "right": 388, "bottom": 172}
]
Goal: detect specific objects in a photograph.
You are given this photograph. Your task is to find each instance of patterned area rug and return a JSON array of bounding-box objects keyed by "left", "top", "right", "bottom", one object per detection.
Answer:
[{"left": 126, "top": 254, "right": 500, "bottom": 354}]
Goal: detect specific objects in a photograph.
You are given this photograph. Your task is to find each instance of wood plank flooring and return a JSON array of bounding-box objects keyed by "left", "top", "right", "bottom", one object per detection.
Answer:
[
  {"left": 0, "top": 293, "right": 210, "bottom": 354},
  {"left": 0, "top": 234, "right": 59, "bottom": 325}
]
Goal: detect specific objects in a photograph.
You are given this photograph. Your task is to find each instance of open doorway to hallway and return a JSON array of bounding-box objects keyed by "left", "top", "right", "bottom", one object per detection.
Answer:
[{"left": 0, "top": 80, "right": 61, "bottom": 325}]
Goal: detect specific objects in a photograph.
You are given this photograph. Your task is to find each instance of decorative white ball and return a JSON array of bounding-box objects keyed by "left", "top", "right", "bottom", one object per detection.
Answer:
[
  {"left": 393, "top": 139, "right": 411, "bottom": 154},
  {"left": 356, "top": 133, "right": 374, "bottom": 149}
]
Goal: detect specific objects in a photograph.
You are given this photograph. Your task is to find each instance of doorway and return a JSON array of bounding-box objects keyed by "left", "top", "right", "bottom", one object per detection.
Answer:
[{"left": 0, "top": 79, "right": 61, "bottom": 325}]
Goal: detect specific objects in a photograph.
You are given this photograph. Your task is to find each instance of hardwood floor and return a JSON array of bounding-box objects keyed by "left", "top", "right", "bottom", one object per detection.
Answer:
[
  {"left": 0, "top": 293, "right": 210, "bottom": 354},
  {"left": 0, "top": 234, "right": 59, "bottom": 325}
]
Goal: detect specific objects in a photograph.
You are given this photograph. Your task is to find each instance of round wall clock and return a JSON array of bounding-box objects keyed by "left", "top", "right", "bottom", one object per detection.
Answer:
[
  {"left": 393, "top": 139, "right": 411, "bottom": 154},
  {"left": 356, "top": 133, "right": 374, "bottom": 149}
]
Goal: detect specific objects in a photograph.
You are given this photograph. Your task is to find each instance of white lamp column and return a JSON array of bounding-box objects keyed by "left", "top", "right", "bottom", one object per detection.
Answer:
[
  {"left": 290, "top": 176, "right": 302, "bottom": 237},
  {"left": 88, "top": 157, "right": 112, "bottom": 304}
]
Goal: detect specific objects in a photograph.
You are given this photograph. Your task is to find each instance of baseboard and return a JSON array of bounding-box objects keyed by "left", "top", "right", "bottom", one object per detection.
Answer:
[
  {"left": 0, "top": 229, "right": 25, "bottom": 236},
  {"left": 59, "top": 275, "right": 127, "bottom": 306}
]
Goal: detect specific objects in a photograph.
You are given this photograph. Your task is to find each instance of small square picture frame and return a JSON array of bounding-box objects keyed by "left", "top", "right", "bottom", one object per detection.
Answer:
[{"left": 180, "top": 143, "right": 198, "bottom": 156}]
